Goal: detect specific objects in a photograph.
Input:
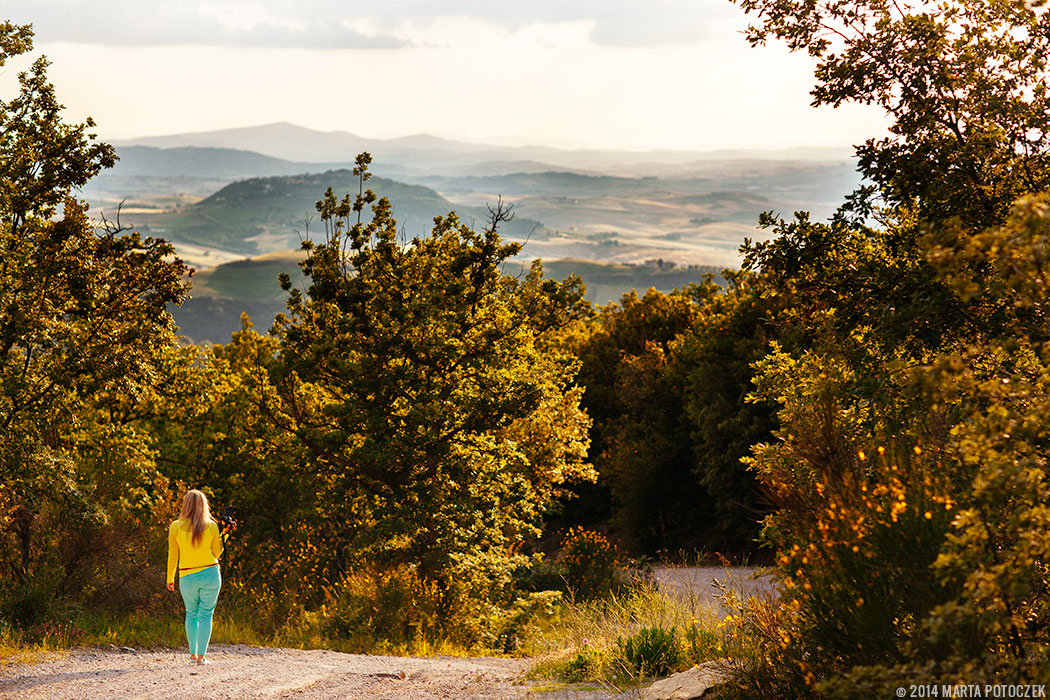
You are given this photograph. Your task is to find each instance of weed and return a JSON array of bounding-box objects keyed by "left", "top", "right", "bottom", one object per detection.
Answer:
[{"left": 616, "top": 626, "right": 681, "bottom": 678}]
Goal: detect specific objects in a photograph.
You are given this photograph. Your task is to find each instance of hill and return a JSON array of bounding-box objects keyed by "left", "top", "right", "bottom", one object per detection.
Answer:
[
  {"left": 131, "top": 171, "right": 541, "bottom": 256},
  {"left": 115, "top": 122, "right": 854, "bottom": 175},
  {"left": 106, "top": 146, "right": 310, "bottom": 178},
  {"left": 87, "top": 131, "right": 863, "bottom": 284}
]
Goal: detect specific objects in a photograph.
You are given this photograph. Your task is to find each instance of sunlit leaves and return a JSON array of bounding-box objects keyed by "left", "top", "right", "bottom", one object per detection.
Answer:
[{"left": 268, "top": 156, "right": 594, "bottom": 603}]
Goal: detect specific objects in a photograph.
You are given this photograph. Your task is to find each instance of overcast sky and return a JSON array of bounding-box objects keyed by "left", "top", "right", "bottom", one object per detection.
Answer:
[{"left": 1, "top": 0, "right": 888, "bottom": 150}]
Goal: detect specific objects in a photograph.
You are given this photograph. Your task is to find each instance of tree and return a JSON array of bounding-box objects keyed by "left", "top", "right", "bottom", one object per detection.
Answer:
[
  {"left": 574, "top": 288, "right": 708, "bottom": 553},
  {"left": 681, "top": 270, "right": 780, "bottom": 552},
  {"left": 0, "top": 22, "right": 189, "bottom": 621},
  {"left": 266, "top": 154, "right": 594, "bottom": 617},
  {"left": 734, "top": 0, "right": 1050, "bottom": 230},
  {"left": 704, "top": 1, "right": 1050, "bottom": 695}
]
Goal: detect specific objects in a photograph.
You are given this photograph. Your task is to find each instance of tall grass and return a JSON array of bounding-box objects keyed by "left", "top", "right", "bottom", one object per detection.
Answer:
[{"left": 523, "top": 581, "right": 726, "bottom": 688}]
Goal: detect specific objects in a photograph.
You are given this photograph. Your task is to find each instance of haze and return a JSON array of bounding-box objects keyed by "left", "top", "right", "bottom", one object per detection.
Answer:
[{"left": 2, "top": 0, "right": 889, "bottom": 151}]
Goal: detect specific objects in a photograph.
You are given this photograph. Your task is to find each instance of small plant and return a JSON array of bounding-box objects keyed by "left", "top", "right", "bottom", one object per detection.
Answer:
[
  {"left": 562, "top": 644, "right": 603, "bottom": 682},
  {"left": 685, "top": 619, "right": 720, "bottom": 664},
  {"left": 616, "top": 626, "right": 682, "bottom": 678},
  {"left": 24, "top": 619, "right": 85, "bottom": 647}
]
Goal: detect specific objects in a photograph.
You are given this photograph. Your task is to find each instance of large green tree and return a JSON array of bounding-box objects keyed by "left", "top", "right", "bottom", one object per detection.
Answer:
[
  {"left": 264, "top": 155, "right": 594, "bottom": 605},
  {"left": 0, "top": 22, "right": 189, "bottom": 621},
  {"left": 717, "top": 0, "right": 1050, "bottom": 694}
]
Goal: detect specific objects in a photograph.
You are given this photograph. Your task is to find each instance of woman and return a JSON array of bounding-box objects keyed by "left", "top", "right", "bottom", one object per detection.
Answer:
[{"left": 167, "top": 490, "right": 225, "bottom": 665}]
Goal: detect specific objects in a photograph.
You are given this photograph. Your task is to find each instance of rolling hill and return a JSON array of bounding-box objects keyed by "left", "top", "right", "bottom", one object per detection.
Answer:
[
  {"left": 91, "top": 127, "right": 864, "bottom": 341},
  {"left": 129, "top": 170, "right": 542, "bottom": 256}
]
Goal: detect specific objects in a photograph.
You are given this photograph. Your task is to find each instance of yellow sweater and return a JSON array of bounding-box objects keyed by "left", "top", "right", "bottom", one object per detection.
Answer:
[{"left": 167, "top": 519, "right": 223, "bottom": 583}]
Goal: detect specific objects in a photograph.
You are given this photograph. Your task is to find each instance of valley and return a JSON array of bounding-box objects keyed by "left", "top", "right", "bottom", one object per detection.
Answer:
[{"left": 82, "top": 123, "right": 862, "bottom": 342}]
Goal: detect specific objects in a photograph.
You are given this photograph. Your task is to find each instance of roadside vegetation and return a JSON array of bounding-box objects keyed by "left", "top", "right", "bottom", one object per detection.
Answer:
[{"left": 4, "top": 0, "right": 1050, "bottom": 694}]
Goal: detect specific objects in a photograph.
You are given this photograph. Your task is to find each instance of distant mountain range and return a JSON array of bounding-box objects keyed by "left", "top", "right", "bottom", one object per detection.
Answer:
[{"left": 114, "top": 122, "right": 855, "bottom": 176}]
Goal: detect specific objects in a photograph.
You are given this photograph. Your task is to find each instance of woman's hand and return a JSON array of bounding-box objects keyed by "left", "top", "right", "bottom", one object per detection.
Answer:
[{"left": 167, "top": 582, "right": 175, "bottom": 592}]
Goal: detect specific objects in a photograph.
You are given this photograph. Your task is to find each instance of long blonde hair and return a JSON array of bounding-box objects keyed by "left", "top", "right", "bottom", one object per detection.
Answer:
[{"left": 179, "top": 490, "right": 213, "bottom": 547}]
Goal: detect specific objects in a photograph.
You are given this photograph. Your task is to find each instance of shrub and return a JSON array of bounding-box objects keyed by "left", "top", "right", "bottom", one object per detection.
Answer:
[
  {"left": 320, "top": 564, "right": 442, "bottom": 648},
  {"left": 562, "top": 644, "right": 604, "bottom": 682},
  {"left": 477, "top": 590, "right": 561, "bottom": 654},
  {"left": 562, "top": 527, "right": 619, "bottom": 598},
  {"left": 685, "top": 620, "right": 720, "bottom": 664},
  {"left": 616, "top": 626, "right": 682, "bottom": 678}
]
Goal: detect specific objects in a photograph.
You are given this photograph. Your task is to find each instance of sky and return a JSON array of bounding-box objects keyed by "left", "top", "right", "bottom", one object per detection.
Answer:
[{"left": 1, "top": 0, "right": 890, "bottom": 151}]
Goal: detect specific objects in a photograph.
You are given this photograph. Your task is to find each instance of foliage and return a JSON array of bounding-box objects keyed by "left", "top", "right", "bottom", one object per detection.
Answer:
[
  {"left": 680, "top": 269, "right": 780, "bottom": 551},
  {"left": 714, "top": 1, "right": 1050, "bottom": 694},
  {"left": 560, "top": 527, "right": 620, "bottom": 598},
  {"left": 616, "top": 626, "right": 682, "bottom": 678},
  {"left": 685, "top": 621, "right": 720, "bottom": 665},
  {"left": 320, "top": 564, "right": 443, "bottom": 649},
  {"left": 728, "top": 204, "right": 1050, "bottom": 692},
  {"left": 0, "top": 22, "right": 189, "bottom": 625},
  {"left": 265, "top": 154, "right": 594, "bottom": 602},
  {"left": 568, "top": 275, "right": 777, "bottom": 556},
  {"left": 561, "top": 644, "right": 604, "bottom": 682},
  {"left": 733, "top": 0, "right": 1050, "bottom": 230}
]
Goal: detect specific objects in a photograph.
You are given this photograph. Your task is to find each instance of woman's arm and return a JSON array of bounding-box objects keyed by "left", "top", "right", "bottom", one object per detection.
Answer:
[
  {"left": 210, "top": 521, "right": 223, "bottom": 559},
  {"left": 166, "top": 523, "right": 179, "bottom": 587}
]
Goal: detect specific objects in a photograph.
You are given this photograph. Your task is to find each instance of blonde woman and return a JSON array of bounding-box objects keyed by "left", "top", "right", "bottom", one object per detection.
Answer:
[{"left": 167, "top": 490, "right": 225, "bottom": 665}]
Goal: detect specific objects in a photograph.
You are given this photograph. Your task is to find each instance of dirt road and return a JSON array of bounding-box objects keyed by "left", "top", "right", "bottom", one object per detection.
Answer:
[
  {"left": 1, "top": 567, "right": 770, "bottom": 699},
  {"left": 650, "top": 566, "right": 776, "bottom": 615},
  {"left": 0, "top": 644, "right": 633, "bottom": 700},
  {"left": 1, "top": 645, "right": 528, "bottom": 700}
]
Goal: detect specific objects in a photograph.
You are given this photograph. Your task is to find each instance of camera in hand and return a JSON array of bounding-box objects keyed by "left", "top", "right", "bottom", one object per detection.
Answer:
[{"left": 218, "top": 505, "right": 237, "bottom": 533}]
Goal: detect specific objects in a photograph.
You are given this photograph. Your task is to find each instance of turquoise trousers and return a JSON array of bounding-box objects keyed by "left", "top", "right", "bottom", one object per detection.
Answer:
[{"left": 179, "top": 565, "right": 221, "bottom": 656}]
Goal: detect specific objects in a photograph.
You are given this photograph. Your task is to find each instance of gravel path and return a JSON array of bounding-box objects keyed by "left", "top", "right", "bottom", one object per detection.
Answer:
[
  {"left": 0, "top": 567, "right": 769, "bottom": 699},
  {"left": 0, "top": 644, "right": 634, "bottom": 700},
  {"left": 0, "top": 645, "right": 533, "bottom": 700}
]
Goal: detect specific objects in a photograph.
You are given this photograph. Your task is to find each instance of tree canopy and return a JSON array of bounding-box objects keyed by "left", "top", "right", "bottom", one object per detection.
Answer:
[{"left": 0, "top": 22, "right": 190, "bottom": 621}]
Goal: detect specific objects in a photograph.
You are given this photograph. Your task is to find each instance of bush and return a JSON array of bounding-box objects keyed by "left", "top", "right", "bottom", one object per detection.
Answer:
[
  {"left": 616, "top": 626, "right": 682, "bottom": 678},
  {"left": 685, "top": 621, "right": 720, "bottom": 664},
  {"left": 320, "top": 564, "right": 442, "bottom": 648},
  {"left": 562, "top": 527, "right": 619, "bottom": 598},
  {"left": 562, "top": 645, "right": 604, "bottom": 682}
]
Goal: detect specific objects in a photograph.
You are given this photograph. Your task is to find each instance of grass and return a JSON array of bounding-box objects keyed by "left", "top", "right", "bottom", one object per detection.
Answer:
[{"left": 522, "top": 580, "right": 727, "bottom": 689}]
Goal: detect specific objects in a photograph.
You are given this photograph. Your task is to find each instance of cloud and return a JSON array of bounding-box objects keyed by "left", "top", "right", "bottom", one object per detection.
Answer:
[
  {"left": 6, "top": 0, "right": 407, "bottom": 49},
  {"left": 5, "top": 0, "right": 742, "bottom": 49}
]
